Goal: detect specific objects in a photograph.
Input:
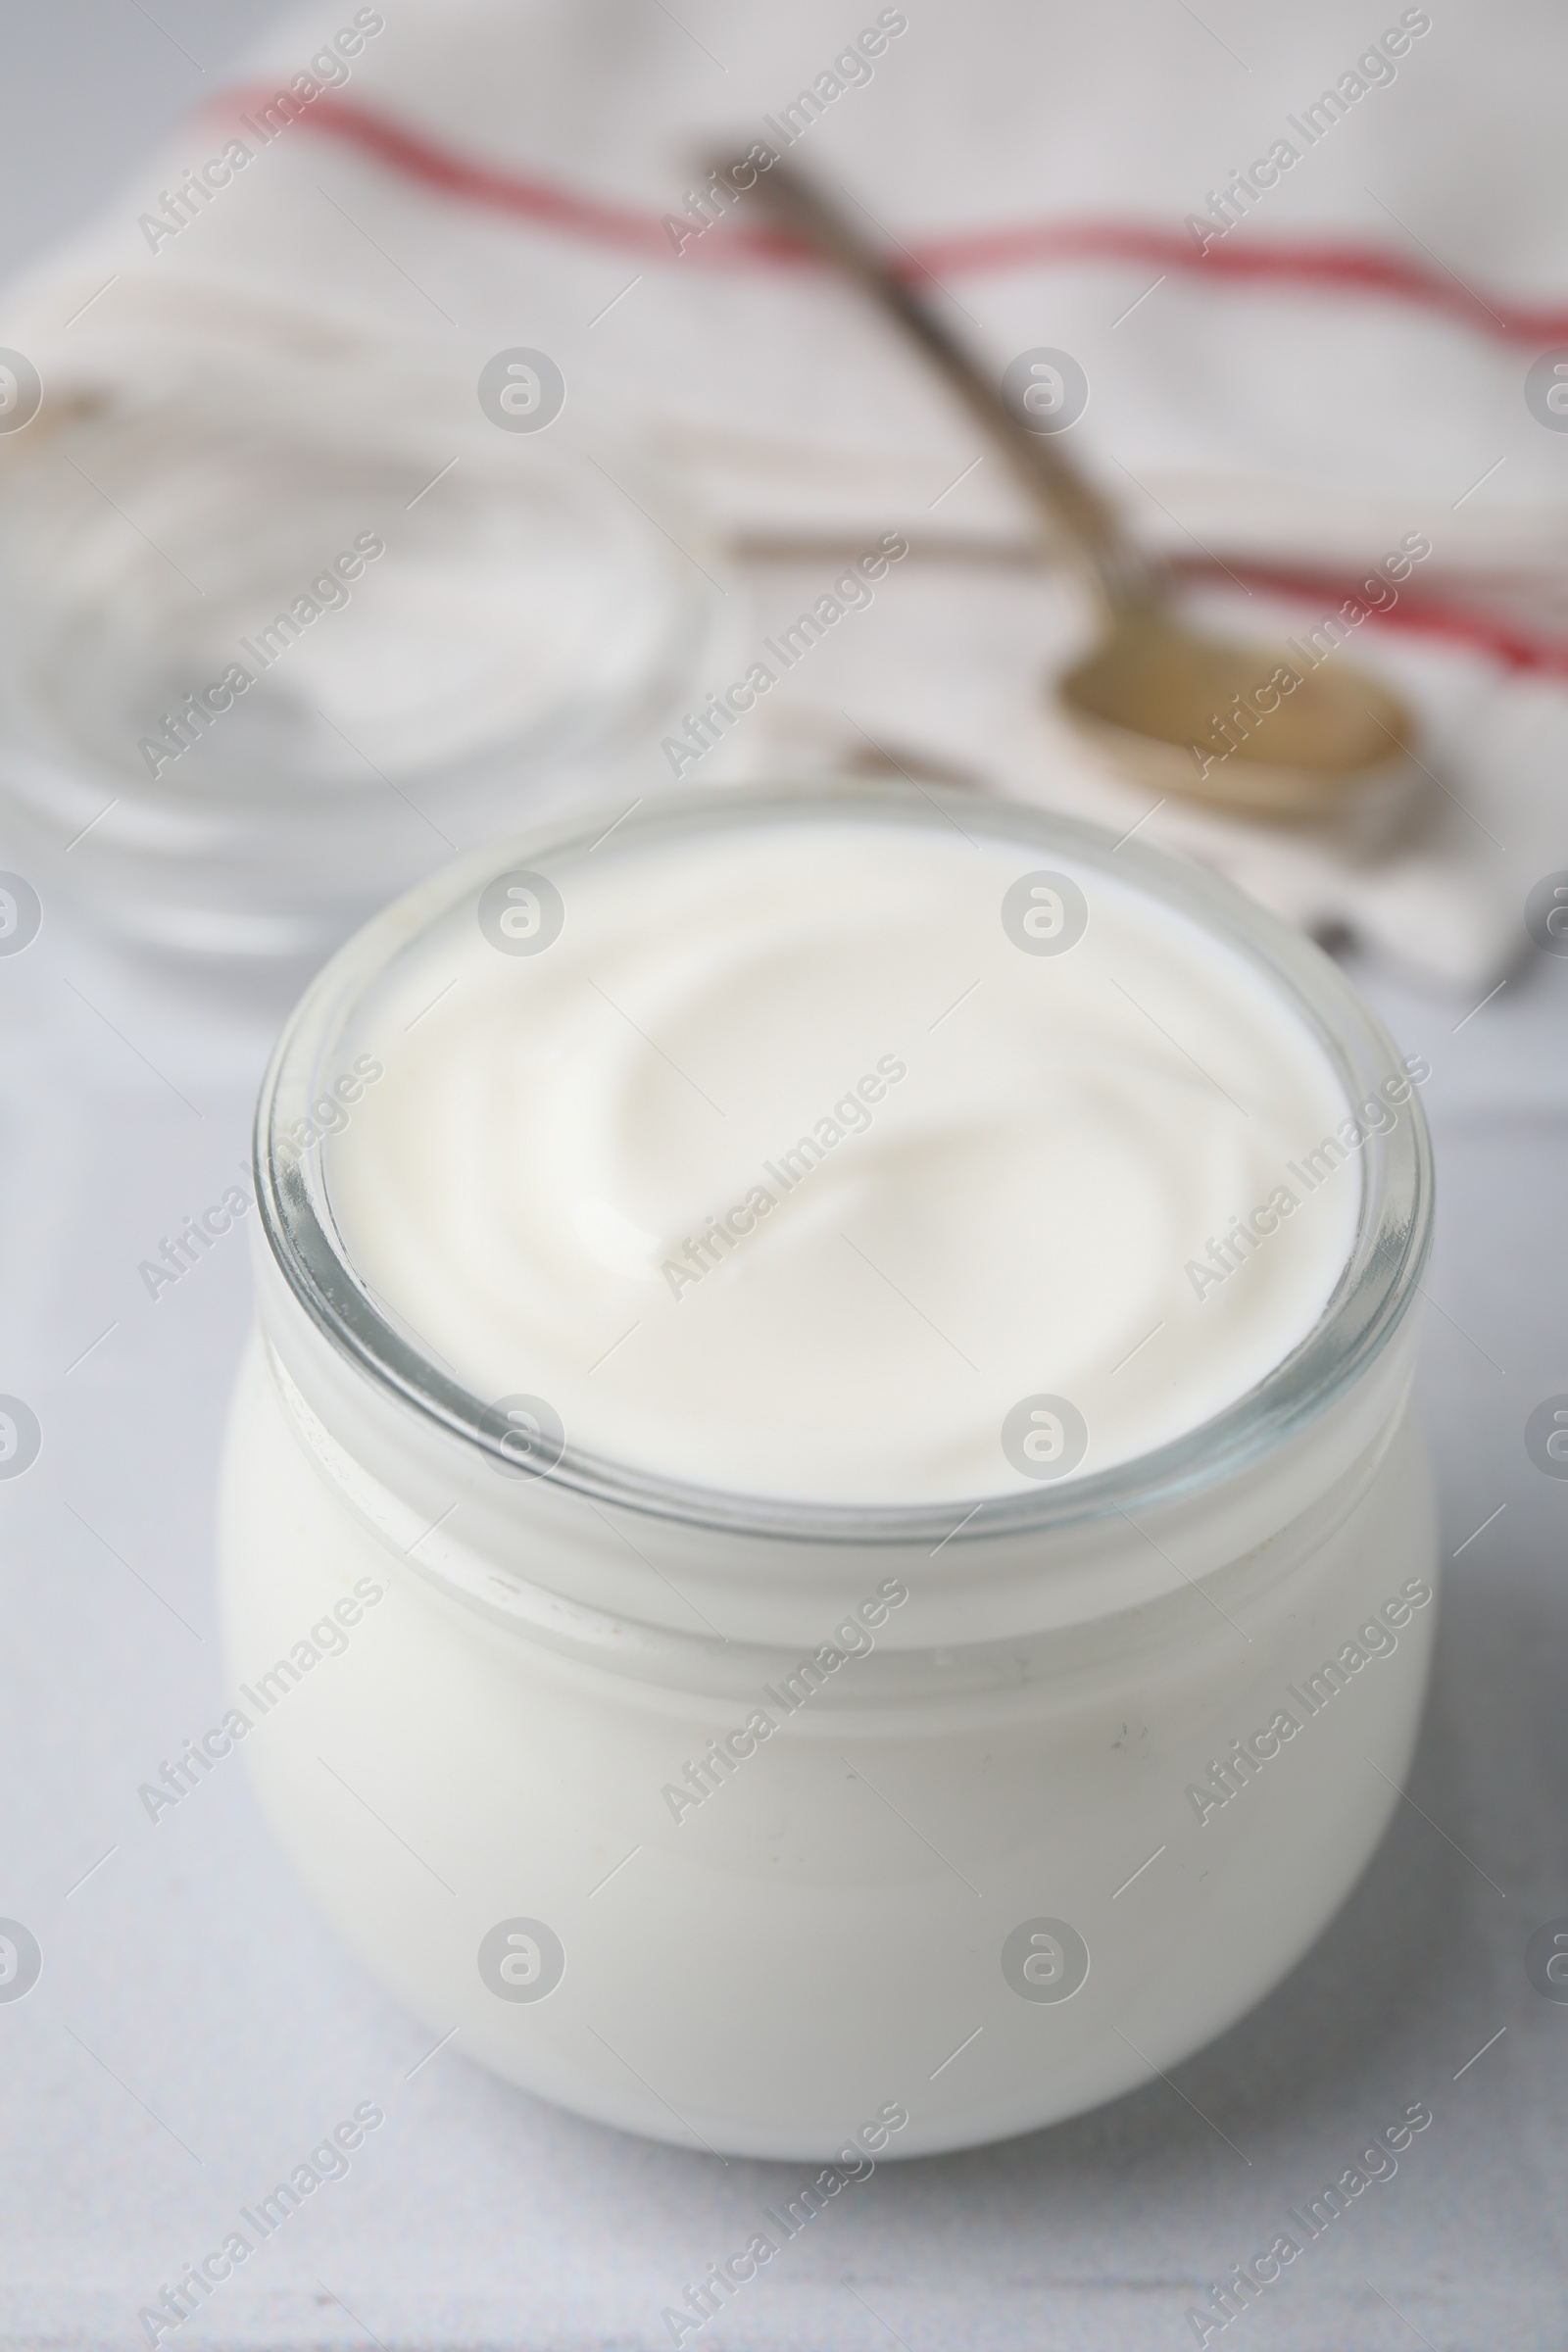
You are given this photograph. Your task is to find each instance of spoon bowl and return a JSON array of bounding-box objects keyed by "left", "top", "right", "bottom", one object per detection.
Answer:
[{"left": 1056, "top": 604, "right": 1417, "bottom": 816}]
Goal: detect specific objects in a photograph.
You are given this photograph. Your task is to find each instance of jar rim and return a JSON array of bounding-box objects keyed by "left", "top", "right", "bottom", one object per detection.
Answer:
[{"left": 253, "top": 777, "right": 1434, "bottom": 1546}]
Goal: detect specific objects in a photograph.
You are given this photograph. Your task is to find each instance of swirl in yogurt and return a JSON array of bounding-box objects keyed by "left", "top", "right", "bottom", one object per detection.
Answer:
[{"left": 324, "top": 810, "right": 1363, "bottom": 1503}]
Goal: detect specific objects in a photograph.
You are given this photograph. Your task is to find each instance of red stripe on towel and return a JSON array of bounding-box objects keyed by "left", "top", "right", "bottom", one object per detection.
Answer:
[{"left": 214, "top": 89, "right": 1568, "bottom": 348}]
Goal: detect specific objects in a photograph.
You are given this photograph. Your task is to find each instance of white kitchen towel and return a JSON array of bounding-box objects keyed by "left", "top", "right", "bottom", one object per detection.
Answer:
[{"left": 3, "top": 0, "right": 1567, "bottom": 987}]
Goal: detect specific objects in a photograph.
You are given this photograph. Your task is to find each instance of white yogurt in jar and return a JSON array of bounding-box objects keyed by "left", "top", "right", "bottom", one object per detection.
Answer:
[
  {"left": 325, "top": 815, "right": 1361, "bottom": 1502},
  {"left": 221, "top": 783, "right": 1437, "bottom": 2160}
]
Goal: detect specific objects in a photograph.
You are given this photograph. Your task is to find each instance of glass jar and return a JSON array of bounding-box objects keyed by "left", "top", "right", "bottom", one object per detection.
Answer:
[
  {"left": 219, "top": 781, "right": 1436, "bottom": 2161},
  {"left": 0, "top": 346, "right": 730, "bottom": 977}
]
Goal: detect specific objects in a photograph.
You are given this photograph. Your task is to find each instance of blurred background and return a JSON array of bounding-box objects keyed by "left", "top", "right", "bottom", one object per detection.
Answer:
[
  {"left": 0, "top": 3, "right": 291, "bottom": 283},
  {"left": 1, "top": 2, "right": 1566, "bottom": 2345}
]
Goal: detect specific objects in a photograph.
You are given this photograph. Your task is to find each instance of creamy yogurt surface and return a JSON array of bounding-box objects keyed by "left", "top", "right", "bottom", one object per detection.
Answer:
[{"left": 322, "top": 808, "right": 1361, "bottom": 1504}]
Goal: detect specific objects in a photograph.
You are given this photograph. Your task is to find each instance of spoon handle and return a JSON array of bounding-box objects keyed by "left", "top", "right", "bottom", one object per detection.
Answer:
[{"left": 730, "top": 155, "right": 1152, "bottom": 613}]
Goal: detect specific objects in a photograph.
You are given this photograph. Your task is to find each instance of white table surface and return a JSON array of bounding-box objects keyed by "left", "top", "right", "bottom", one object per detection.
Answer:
[{"left": 4, "top": 8, "right": 1568, "bottom": 2347}]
